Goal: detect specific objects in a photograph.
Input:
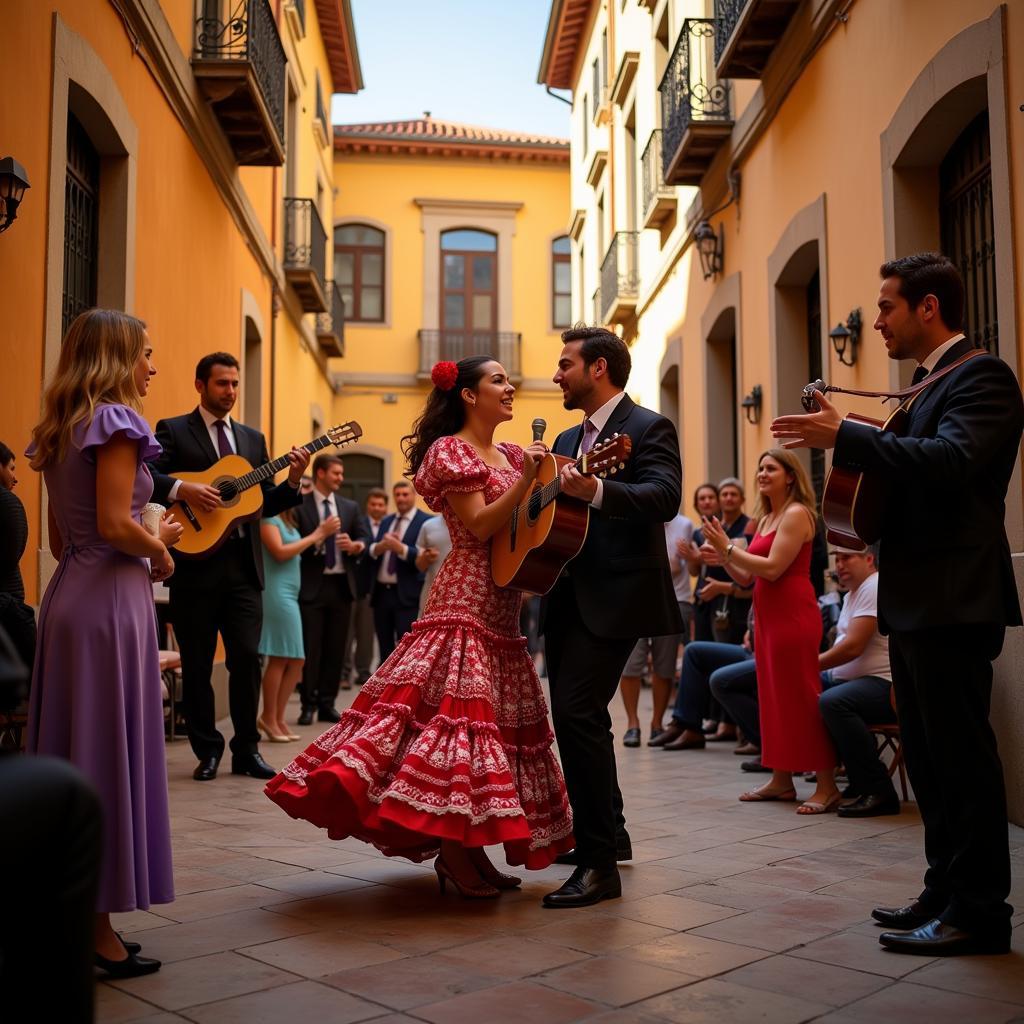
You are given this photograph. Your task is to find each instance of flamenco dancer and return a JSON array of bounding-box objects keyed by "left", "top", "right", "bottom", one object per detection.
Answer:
[{"left": 266, "top": 357, "right": 574, "bottom": 898}]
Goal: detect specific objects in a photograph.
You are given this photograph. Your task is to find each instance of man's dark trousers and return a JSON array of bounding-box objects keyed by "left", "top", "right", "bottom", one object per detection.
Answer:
[
  {"left": 671, "top": 641, "right": 753, "bottom": 733},
  {"left": 889, "top": 625, "right": 1011, "bottom": 932},
  {"left": 170, "top": 539, "right": 262, "bottom": 760},
  {"left": 299, "top": 575, "right": 352, "bottom": 715},
  {"left": 819, "top": 672, "right": 896, "bottom": 799},
  {"left": 373, "top": 583, "right": 417, "bottom": 664}
]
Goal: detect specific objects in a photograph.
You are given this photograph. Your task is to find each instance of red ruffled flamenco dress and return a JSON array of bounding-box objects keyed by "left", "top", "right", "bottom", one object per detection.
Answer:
[{"left": 266, "top": 436, "right": 574, "bottom": 868}]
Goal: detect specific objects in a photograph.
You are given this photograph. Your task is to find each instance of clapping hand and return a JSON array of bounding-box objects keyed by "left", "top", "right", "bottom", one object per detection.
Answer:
[
  {"left": 377, "top": 531, "right": 405, "bottom": 554},
  {"left": 315, "top": 515, "right": 341, "bottom": 542},
  {"left": 698, "top": 579, "right": 731, "bottom": 601},
  {"left": 700, "top": 515, "right": 730, "bottom": 557}
]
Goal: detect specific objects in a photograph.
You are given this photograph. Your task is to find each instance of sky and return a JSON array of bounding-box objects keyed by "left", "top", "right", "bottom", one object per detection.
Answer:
[{"left": 330, "top": 0, "right": 572, "bottom": 139}]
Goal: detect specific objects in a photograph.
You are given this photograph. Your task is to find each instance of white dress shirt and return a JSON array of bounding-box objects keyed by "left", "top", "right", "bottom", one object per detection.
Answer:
[
  {"left": 574, "top": 391, "right": 627, "bottom": 510},
  {"left": 314, "top": 485, "right": 344, "bottom": 575},
  {"left": 372, "top": 512, "right": 414, "bottom": 583},
  {"left": 919, "top": 333, "right": 965, "bottom": 375}
]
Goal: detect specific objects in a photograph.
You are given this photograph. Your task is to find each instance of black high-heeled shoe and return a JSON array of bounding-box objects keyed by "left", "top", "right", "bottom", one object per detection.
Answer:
[
  {"left": 468, "top": 850, "right": 522, "bottom": 890},
  {"left": 434, "top": 857, "right": 500, "bottom": 899},
  {"left": 95, "top": 951, "right": 162, "bottom": 977},
  {"left": 119, "top": 933, "right": 142, "bottom": 956}
]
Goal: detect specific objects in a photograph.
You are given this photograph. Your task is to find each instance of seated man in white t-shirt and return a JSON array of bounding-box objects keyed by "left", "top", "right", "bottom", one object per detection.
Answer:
[{"left": 818, "top": 544, "right": 899, "bottom": 818}]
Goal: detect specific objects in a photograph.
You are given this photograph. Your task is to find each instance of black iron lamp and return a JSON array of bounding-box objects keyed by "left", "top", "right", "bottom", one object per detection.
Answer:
[
  {"left": 741, "top": 385, "right": 762, "bottom": 425},
  {"left": 0, "top": 157, "right": 31, "bottom": 234},
  {"left": 829, "top": 308, "right": 862, "bottom": 367},
  {"left": 694, "top": 219, "right": 723, "bottom": 280}
]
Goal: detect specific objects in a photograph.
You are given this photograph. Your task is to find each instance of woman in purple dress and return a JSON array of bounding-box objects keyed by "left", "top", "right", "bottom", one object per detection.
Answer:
[{"left": 27, "top": 309, "right": 182, "bottom": 977}]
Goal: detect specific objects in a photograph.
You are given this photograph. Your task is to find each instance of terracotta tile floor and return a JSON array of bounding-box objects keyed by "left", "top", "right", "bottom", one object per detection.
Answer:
[{"left": 99, "top": 689, "right": 1024, "bottom": 1023}]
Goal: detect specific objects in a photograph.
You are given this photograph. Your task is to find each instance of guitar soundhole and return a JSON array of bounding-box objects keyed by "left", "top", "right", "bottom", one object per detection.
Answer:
[
  {"left": 526, "top": 486, "right": 543, "bottom": 525},
  {"left": 215, "top": 476, "right": 240, "bottom": 506}
]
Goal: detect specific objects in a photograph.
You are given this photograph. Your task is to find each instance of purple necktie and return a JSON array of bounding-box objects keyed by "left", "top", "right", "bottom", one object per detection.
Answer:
[
  {"left": 323, "top": 499, "right": 336, "bottom": 568},
  {"left": 386, "top": 516, "right": 405, "bottom": 575},
  {"left": 580, "top": 418, "right": 598, "bottom": 454},
  {"left": 213, "top": 419, "right": 233, "bottom": 458}
]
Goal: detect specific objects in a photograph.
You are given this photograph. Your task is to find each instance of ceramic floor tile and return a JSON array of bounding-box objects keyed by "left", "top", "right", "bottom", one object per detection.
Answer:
[
  {"left": 813, "top": 980, "right": 1024, "bottom": 1023},
  {"left": 619, "top": 932, "right": 771, "bottom": 977},
  {"left": 412, "top": 980, "right": 604, "bottom": 1024},
  {"left": 536, "top": 954, "right": 699, "bottom": 1006},
  {"left": 720, "top": 953, "right": 893, "bottom": 1007},
  {"left": 632, "top": 977, "right": 832, "bottom": 1023},
  {"left": 239, "top": 930, "right": 407, "bottom": 977},
  {"left": 432, "top": 935, "right": 590, "bottom": 979},
  {"left": 178, "top": 980, "right": 382, "bottom": 1023}
]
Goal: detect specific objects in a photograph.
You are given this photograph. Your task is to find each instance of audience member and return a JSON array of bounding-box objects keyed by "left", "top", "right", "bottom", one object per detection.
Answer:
[
  {"left": 27, "top": 309, "right": 180, "bottom": 975},
  {"left": 258, "top": 506, "right": 339, "bottom": 740},
  {"left": 369, "top": 480, "right": 430, "bottom": 662},
  {"left": 0, "top": 441, "right": 35, "bottom": 669},
  {"left": 344, "top": 487, "right": 388, "bottom": 686},
  {"left": 819, "top": 545, "right": 900, "bottom": 817},
  {"left": 415, "top": 511, "right": 452, "bottom": 616},
  {"left": 150, "top": 351, "right": 308, "bottom": 782},
  {"left": 710, "top": 624, "right": 764, "bottom": 766},
  {"left": 619, "top": 511, "right": 695, "bottom": 747},
  {"left": 703, "top": 449, "right": 839, "bottom": 814},
  {"left": 295, "top": 454, "right": 367, "bottom": 726}
]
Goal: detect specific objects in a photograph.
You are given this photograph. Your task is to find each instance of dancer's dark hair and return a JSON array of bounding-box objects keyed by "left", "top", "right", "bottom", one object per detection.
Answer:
[{"left": 402, "top": 355, "right": 494, "bottom": 477}]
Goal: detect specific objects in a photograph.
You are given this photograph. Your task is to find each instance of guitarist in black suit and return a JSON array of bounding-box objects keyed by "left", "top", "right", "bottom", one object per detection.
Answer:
[
  {"left": 368, "top": 481, "right": 431, "bottom": 663},
  {"left": 541, "top": 327, "right": 683, "bottom": 908},
  {"left": 772, "top": 253, "right": 1024, "bottom": 956},
  {"left": 149, "top": 353, "right": 308, "bottom": 782},
  {"left": 294, "top": 454, "right": 368, "bottom": 726}
]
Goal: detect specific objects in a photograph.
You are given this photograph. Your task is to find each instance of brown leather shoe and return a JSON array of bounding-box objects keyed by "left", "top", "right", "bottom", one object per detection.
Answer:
[
  {"left": 663, "top": 730, "right": 706, "bottom": 750},
  {"left": 647, "top": 722, "right": 683, "bottom": 747}
]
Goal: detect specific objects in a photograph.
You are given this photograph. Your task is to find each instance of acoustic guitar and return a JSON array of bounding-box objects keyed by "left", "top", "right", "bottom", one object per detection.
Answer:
[
  {"left": 170, "top": 421, "right": 362, "bottom": 557},
  {"left": 802, "top": 348, "right": 984, "bottom": 550},
  {"left": 491, "top": 434, "right": 632, "bottom": 595}
]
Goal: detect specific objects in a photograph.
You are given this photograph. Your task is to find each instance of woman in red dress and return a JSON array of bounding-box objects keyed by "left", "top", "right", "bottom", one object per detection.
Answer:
[
  {"left": 266, "top": 357, "right": 574, "bottom": 895},
  {"left": 702, "top": 449, "right": 839, "bottom": 814}
]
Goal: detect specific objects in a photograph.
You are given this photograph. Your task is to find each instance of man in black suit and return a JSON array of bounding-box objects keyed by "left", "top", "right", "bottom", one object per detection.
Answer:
[
  {"left": 541, "top": 327, "right": 683, "bottom": 908},
  {"left": 295, "top": 454, "right": 368, "bottom": 726},
  {"left": 368, "top": 480, "right": 430, "bottom": 663},
  {"left": 772, "top": 252, "right": 1024, "bottom": 956},
  {"left": 150, "top": 352, "right": 308, "bottom": 782},
  {"left": 343, "top": 487, "right": 389, "bottom": 687}
]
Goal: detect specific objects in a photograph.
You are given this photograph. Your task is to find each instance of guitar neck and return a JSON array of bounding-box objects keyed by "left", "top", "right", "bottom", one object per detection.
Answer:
[
  {"left": 533, "top": 451, "right": 589, "bottom": 514},
  {"left": 233, "top": 435, "right": 335, "bottom": 493}
]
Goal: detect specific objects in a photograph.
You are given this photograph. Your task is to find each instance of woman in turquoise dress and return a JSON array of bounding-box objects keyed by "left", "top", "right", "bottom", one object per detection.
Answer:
[{"left": 259, "top": 507, "right": 338, "bottom": 740}]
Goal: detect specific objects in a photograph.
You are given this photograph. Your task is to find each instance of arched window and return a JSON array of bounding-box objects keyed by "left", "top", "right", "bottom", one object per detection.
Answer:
[
  {"left": 552, "top": 235, "right": 571, "bottom": 329},
  {"left": 334, "top": 224, "right": 385, "bottom": 322},
  {"left": 440, "top": 229, "right": 497, "bottom": 336}
]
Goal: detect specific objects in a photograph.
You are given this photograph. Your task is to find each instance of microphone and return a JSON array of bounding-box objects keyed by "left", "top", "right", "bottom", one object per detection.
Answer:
[{"left": 531, "top": 418, "right": 547, "bottom": 443}]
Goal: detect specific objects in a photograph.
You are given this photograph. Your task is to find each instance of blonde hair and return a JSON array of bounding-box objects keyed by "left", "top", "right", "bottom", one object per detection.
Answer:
[
  {"left": 30, "top": 309, "right": 147, "bottom": 469},
  {"left": 752, "top": 448, "right": 817, "bottom": 522}
]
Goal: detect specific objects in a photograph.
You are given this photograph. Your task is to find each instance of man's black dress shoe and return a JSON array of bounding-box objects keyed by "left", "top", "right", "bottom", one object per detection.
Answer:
[
  {"left": 231, "top": 752, "right": 277, "bottom": 779},
  {"left": 297, "top": 708, "right": 314, "bottom": 726},
  {"left": 543, "top": 866, "right": 621, "bottom": 908},
  {"left": 879, "top": 919, "right": 1011, "bottom": 956},
  {"left": 95, "top": 951, "right": 162, "bottom": 977},
  {"left": 837, "top": 793, "right": 901, "bottom": 818},
  {"left": 317, "top": 706, "right": 341, "bottom": 723},
  {"left": 871, "top": 901, "right": 936, "bottom": 930},
  {"left": 555, "top": 834, "right": 632, "bottom": 866},
  {"left": 192, "top": 757, "right": 219, "bottom": 782}
]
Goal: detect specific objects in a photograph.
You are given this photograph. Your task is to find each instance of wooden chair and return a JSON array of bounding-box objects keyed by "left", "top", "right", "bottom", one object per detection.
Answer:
[
  {"left": 868, "top": 686, "right": 908, "bottom": 801},
  {"left": 159, "top": 649, "right": 182, "bottom": 740}
]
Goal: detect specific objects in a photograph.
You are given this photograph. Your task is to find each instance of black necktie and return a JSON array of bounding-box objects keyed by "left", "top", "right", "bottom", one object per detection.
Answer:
[
  {"left": 322, "top": 499, "right": 336, "bottom": 569},
  {"left": 213, "top": 419, "right": 233, "bottom": 457},
  {"left": 911, "top": 365, "right": 928, "bottom": 385}
]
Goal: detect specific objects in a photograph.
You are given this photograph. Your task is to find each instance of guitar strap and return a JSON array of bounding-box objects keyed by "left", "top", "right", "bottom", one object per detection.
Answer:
[{"left": 804, "top": 348, "right": 986, "bottom": 411}]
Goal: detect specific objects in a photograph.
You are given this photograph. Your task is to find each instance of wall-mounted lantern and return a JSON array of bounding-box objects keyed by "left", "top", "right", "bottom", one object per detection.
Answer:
[
  {"left": 0, "top": 157, "right": 31, "bottom": 234},
  {"left": 829, "top": 308, "right": 862, "bottom": 367},
  {"left": 741, "top": 385, "right": 762, "bottom": 425}
]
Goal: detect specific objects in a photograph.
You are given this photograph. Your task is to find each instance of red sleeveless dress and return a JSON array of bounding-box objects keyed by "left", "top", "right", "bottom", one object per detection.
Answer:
[
  {"left": 265, "top": 436, "right": 574, "bottom": 868},
  {"left": 748, "top": 530, "right": 835, "bottom": 771}
]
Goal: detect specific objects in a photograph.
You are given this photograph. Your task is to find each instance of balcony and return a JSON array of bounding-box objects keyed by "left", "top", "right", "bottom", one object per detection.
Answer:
[
  {"left": 641, "top": 131, "right": 677, "bottom": 229},
  {"left": 659, "top": 18, "right": 732, "bottom": 186},
  {"left": 600, "top": 232, "right": 639, "bottom": 324},
  {"left": 316, "top": 281, "right": 345, "bottom": 357},
  {"left": 283, "top": 198, "right": 328, "bottom": 312},
  {"left": 313, "top": 73, "right": 330, "bottom": 149},
  {"left": 192, "top": 0, "right": 287, "bottom": 166},
  {"left": 417, "top": 331, "right": 522, "bottom": 382},
  {"left": 714, "top": 0, "right": 801, "bottom": 80}
]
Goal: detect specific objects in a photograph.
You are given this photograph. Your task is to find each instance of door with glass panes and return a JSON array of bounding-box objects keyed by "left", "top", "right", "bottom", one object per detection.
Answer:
[{"left": 440, "top": 229, "right": 497, "bottom": 359}]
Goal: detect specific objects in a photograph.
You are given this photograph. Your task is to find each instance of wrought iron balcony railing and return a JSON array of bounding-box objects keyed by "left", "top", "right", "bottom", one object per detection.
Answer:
[
  {"left": 713, "top": 0, "right": 800, "bottom": 79},
  {"left": 600, "top": 232, "right": 639, "bottom": 323},
  {"left": 283, "top": 198, "right": 328, "bottom": 313},
  {"left": 316, "top": 281, "right": 345, "bottom": 357},
  {"left": 641, "top": 130, "right": 677, "bottom": 229},
  {"left": 193, "top": 0, "right": 287, "bottom": 166},
  {"left": 417, "top": 330, "right": 522, "bottom": 381},
  {"left": 659, "top": 18, "right": 732, "bottom": 186}
]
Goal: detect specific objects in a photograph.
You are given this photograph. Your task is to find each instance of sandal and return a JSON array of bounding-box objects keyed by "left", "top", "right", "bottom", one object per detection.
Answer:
[
  {"left": 739, "top": 786, "right": 797, "bottom": 802},
  {"left": 796, "top": 793, "right": 842, "bottom": 815}
]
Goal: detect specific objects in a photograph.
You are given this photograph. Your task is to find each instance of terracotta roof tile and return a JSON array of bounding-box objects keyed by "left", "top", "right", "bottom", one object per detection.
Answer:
[{"left": 333, "top": 115, "right": 569, "bottom": 150}]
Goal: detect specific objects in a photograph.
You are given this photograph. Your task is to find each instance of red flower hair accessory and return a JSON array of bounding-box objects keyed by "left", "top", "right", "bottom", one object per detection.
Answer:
[{"left": 431, "top": 360, "right": 459, "bottom": 392}]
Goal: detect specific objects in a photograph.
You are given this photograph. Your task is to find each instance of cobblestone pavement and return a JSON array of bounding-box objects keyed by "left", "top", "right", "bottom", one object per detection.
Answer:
[{"left": 100, "top": 687, "right": 1024, "bottom": 1023}]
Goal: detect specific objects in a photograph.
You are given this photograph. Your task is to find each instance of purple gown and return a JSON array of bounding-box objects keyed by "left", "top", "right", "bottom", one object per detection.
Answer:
[{"left": 27, "top": 404, "right": 174, "bottom": 913}]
